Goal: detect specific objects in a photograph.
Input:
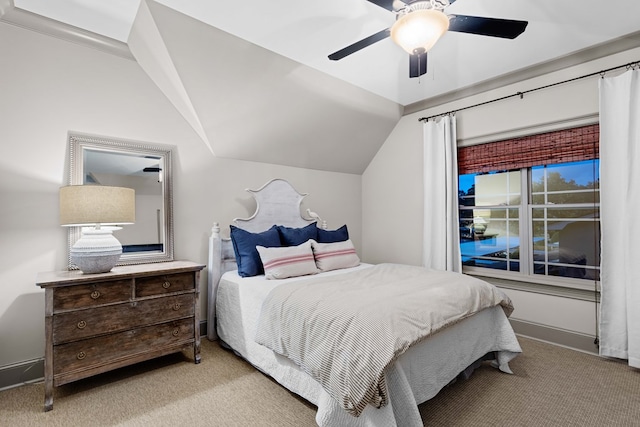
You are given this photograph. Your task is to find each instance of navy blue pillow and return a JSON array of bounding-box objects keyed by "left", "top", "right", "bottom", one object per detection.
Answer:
[
  {"left": 277, "top": 222, "right": 318, "bottom": 246},
  {"left": 316, "top": 224, "right": 349, "bottom": 243},
  {"left": 230, "top": 225, "right": 282, "bottom": 277}
]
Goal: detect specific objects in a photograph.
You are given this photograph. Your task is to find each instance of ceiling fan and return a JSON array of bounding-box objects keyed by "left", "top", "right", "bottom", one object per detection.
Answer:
[{"left": 328, "top": 0, "right": 528, "bottom": 78}]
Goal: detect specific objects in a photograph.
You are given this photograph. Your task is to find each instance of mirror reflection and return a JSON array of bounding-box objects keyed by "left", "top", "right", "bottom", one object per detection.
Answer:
[{"left": 68, "top": 134, "right": 174, "bottom": 268}]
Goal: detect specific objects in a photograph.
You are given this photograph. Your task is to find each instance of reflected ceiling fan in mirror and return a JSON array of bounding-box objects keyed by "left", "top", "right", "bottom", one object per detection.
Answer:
[{"left": 328, "top": 0, "right": 528, "bottom": 78}]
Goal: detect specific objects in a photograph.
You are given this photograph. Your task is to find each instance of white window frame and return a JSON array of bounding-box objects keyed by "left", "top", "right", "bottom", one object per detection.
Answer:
[{"left": 460, "top": 165, "right": 600, "bottom": 292}]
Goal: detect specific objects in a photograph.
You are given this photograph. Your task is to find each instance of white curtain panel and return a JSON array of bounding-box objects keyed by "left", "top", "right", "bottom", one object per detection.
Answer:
[
  {"left": 422, "top": 115, "right": 462, "bottom": 272},
  {"left": 599, "top": 68, "right": 640, "bottom": 368}
]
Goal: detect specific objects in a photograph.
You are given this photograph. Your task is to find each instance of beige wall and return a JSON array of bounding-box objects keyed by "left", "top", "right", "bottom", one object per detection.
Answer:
[
  {"left": 362, "top": 46, "right": 640, "bottom": 340},
  {"left": 0, "top": 23, "right": 361, "bottom": 369}
]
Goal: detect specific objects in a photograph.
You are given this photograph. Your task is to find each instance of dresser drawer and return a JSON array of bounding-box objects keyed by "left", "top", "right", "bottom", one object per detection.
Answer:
[
  {"left": 136, "top": 272, "right": 195, "bottom": 297},
  {"left": 53, "top": 318, "right": 194, "bottom": 377},
  {"left": 53, "top": 279, "right": 131, "bottom": 311},
  {"left": 52, "top": 293, "right": 195, "bottom": 344}
]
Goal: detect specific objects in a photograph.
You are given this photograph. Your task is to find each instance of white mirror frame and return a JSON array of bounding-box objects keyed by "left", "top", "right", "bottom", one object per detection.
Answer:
[{"left": 67, "top": 133, "right": 174, "bottom": 269}]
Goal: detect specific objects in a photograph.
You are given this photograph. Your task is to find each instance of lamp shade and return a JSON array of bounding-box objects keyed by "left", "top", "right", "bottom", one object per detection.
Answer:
[
  {"left": 390, "top": 9, "right": 450, "bottom": 54},
  {"left": 60, "top": 185, "right": 135, "bottom": 226}
]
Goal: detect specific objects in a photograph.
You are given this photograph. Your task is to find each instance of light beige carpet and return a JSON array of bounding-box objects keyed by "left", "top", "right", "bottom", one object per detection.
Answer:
[
  {"left": 1, "top": 337, "right": 638, "bottom": 426},
  {"left": 419, "top": 338, "right": 640, "bottom": 426}
]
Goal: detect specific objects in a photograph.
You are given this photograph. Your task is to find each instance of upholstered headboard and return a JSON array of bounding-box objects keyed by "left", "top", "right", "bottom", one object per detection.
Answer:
[{"left": 207, "top": 178, "right": 326, "bottom": 340}]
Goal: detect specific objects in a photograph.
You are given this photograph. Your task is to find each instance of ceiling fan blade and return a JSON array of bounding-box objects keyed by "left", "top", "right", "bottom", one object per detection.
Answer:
[
  {"left": 366, "top": 0, "right": 399, "bottom": 11},
  {"left": 409, "top": 51, "right": 428, "bottom": 78},
  {"left": 328, "top": 29, "right": 390, "bottom": 60},
  {"left": 448, "top": 15, "right": 528, "bottom": 39}
]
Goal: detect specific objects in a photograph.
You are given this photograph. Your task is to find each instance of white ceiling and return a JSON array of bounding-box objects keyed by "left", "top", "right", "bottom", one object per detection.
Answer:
[{"left": 12, "top": 0, "right": 640, "bottom": 107}]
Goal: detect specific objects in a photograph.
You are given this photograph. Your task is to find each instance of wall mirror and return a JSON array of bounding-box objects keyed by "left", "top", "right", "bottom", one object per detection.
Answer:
[{"left": 68, "top": 133, "right": 174, "bottom": 268}]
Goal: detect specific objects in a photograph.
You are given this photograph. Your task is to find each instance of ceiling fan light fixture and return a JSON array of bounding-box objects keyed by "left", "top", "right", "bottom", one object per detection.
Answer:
[{"left": 390, "top": 9, "right": 450, "bottom": 54}]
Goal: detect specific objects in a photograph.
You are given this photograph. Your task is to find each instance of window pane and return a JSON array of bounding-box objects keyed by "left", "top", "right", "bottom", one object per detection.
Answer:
[
  {"left": 532, "top": 193, "right": 545, "bottom": 204},
  {"left": 545, "top": 208, "right": 599, "bottom": 220},
  {"left": 509, "top": 172, "right": 521, "bottom": 194},
  {"left": 459, "top": 171, "right": 521, "bottom": 207},
  {"left": 531, "top": 167, "right": 545, "bottom": 189},
  {"left": 460, "top": 207, "right": 520, "bottom": 272},
  {"left": 531, "top": 160, "right": 599, "bottom": 204},
  {"left": 459, "top": 174, "right": 476, "bottom": 206},
  {"left": 475, "top": 171, "right": 521, "bottom": 206},
  {"left": 531, "top": 208, "right": 600, "bottom": 280},
  {"left": 546, "top": 162, "right": 599, "bottom": 191},
  {"left": 547, "top": 191, "right": 600, "bottom": 204}
]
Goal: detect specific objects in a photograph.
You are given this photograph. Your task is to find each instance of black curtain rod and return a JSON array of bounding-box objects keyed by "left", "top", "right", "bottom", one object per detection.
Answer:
[{"left": 418, "top": 60, "right": 640, "bottom": 122}]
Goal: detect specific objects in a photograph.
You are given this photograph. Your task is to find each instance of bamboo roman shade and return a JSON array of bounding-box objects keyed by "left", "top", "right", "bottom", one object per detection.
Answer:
[{"left": 457, "top": 124, "right": 600, "bottom": 175}]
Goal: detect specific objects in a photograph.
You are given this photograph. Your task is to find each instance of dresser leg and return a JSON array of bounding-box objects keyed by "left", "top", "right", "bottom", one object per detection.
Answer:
[
  {"left": 43, "top": 357, "right": 54, "bottom": 410},
  {"left": 44, "top": 381, "right": 53, "bottom": 411},
  {"left": 44, "top": 398, "right": 53, "bottom": 411},
  {"left": 44, "top": 311, "right": 54, "bottom": 411},
  {"left": 194, "top": 342, "right": 201, "bottom": 364}
]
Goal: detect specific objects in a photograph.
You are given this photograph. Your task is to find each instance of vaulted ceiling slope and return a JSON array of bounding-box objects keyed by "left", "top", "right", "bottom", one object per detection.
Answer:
[
  {"left": 1, "top": 0, "right": 402, "bottom": 175},
  {"left": 129, "top": 0, "right": 403, "bottom": 175}
]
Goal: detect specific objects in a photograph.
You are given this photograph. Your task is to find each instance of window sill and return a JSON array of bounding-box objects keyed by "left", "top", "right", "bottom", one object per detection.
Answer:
[{"left": 463, "top": 266, "right": 600, "bottom": 302}]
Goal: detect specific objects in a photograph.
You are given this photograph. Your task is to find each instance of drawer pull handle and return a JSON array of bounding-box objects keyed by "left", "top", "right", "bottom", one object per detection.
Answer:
[
  {"left": 77, "top": 320, "right": 87, "bottom": 329},
  {"left": 90, "top": 290, "right": 101, "bottom": 299},
  {"left": 172, "top": 329, "right": 179, "bottom": 337},
  {"left": 173, "top": 303, "right": 181, "bottom": 311},
  {"left": 162, "top": 281, "right": 171, "bottom": 289},
  {"left": 76, "top": 351, "right": 86, "bottom": 360}
]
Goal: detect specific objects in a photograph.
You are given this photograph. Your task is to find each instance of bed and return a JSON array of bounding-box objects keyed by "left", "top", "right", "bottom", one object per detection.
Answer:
[{"left": 207, "top": 179, "right": 522, "bottom": 427}]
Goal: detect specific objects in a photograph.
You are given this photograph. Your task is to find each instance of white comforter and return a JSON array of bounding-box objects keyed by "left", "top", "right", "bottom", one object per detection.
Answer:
[{"left": 254, "top": 263, "right": 514, "bottom": 417}]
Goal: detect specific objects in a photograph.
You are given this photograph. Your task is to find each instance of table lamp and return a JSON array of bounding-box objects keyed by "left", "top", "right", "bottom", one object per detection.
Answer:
[{"left": 60, "top": 185, "right": 135, "bottom": 273}]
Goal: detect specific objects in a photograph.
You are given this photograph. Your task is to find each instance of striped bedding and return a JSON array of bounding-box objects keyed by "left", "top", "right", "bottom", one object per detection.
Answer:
[{"left": 254, "top": 263, "right": 514, "bottom": 417}]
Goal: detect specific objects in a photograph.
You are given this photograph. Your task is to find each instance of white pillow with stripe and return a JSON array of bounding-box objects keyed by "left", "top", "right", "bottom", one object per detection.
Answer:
[
  {"left": 310, "top": 239, "right": 360, "bottom": 272},
  {"left": 256, "top": 240, "right": 319, "bottom": 280}
]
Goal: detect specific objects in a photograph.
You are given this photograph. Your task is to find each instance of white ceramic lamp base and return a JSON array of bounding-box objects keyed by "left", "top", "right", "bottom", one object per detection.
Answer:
[{"left": 71, "top": 227, "right": 123, "bottom": 274}]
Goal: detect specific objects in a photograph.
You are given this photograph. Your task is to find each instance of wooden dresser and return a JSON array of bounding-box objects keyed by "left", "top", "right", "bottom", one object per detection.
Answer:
[{"left": 36, "top": 260, "right": 205, "bottom": 411}]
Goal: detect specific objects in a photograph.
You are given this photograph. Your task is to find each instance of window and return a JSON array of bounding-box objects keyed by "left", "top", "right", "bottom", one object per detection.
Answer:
[{"left": 457, "top": 125, "right": 600, "bottom": 286}]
